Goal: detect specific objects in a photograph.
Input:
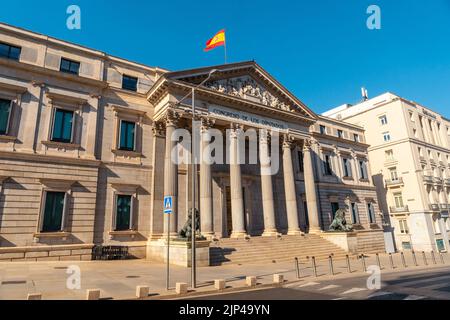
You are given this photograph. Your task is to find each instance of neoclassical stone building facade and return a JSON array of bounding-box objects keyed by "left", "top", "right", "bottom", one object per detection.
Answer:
[{"left": 0, "top": 23, "right": 385, "bottom": 261}]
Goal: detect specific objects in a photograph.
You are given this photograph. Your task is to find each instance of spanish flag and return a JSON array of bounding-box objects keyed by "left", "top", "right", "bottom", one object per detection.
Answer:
[{"left": 204, "top": 29, "right": 226, "bottom": 52}]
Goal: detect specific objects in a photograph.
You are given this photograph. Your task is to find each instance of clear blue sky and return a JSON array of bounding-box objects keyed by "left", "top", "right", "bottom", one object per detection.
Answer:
[{"left": 1, "top": 0, "right": 449, "bottom": 116}]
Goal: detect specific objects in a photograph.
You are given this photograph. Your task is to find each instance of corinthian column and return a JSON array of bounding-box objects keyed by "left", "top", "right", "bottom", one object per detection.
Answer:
[
  {"left": 260, "top": 130, "right": 277, "bottom": 236},
  {"left": 163, "top": 109, "right": 180, "bottom": 237},
  {"left": 282, "top": 135, "right": 301, "bottom": 235},
  {"left": 200, "top": 117, "right": 215, "bottom": 238},
  {"left": 303, "top": 140, "right": 321, "bottom": 233},
  {"left": 229, "top": 124, "right": 247, "bottom": 238}
]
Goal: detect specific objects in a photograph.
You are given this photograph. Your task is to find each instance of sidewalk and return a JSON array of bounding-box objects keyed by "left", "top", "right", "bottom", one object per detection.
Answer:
[{"left": 0, "top": 252, "right": 448, "bottom": 300}]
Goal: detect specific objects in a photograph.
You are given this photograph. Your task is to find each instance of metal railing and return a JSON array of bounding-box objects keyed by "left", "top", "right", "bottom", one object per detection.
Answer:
[
  {"left": 385, "top": 177, "right": 404, "bottom": 186},
  {"left": 390, "top": 206, "right": 409, "bottom": 213},
  {"left": 430, "top": 204, "right": 440, "bottom": 211},
  {"left": 423, "top": 175, "right": 434, "bottom": 184}
]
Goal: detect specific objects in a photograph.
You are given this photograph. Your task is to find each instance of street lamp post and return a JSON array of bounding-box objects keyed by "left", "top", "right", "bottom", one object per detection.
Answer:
[{"left": 173, "top": 69, "right": 218, "bottom": 289}]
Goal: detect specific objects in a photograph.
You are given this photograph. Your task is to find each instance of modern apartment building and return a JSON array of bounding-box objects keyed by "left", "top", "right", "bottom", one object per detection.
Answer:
[
  {"left": 324, "top": 92, "right": 450, "bottom": 252},
  {"left": 0, "top": 23, "right": 385, "bottom": 262}
]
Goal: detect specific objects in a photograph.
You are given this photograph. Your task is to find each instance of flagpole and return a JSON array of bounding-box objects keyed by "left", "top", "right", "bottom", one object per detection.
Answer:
[{"left": 223, "top": 40, "right": 227, "bottom": 64}]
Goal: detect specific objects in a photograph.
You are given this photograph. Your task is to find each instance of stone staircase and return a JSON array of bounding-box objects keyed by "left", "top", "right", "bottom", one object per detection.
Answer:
[{"left": 210, "top": 234, "right": 350, "bottom": 266}]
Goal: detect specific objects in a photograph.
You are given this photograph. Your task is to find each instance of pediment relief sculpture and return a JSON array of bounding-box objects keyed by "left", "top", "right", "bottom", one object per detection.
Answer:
[{"left": 204, "top": 76, "right": 300, "bottom": 113}]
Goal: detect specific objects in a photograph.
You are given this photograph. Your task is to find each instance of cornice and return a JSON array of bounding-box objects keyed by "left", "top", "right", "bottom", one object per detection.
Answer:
[
  {"left": 150, "top": 79, "right": 316, "bottom": 126},
  {"left": 0, "top": 57, "right": 108, "bottom": 89},
  {"left": 0, "top": 150, "right": 100, "bottom": 167},
  {"left": 312, "top": 132, "right": 370, "bottom": 148}
]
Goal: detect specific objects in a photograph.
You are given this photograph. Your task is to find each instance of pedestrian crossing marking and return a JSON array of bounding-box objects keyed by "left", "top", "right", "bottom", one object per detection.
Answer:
[
  {"left": 367, "top": 291, "right": 392, "bottom": 299},
  {"left": 404, "top": 295, "right": 425, "bottom": 300},
  {"left": 341, "top": 287, "right": 367, "bottom": 295},
  {"left": 318, "top": 285, "right": 341, "bottom": 291},
  {"left": 297, "top": 282, "right": 320, "bottom": 288}
]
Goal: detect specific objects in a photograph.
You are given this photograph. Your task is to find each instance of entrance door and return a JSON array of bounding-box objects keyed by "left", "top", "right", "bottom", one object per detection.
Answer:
[{"left": 225, "top": 186, "right": 232, "bottom": 236}]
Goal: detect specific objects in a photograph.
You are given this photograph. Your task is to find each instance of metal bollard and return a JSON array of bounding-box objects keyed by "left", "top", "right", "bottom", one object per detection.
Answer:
[
  {"left": 440, "top": 252, "right": 445, "bottom": 265},
  {"left": 295, "top": 257, "right": 301, "bottom": 279},
  {"left": 311, "top": 256, "right": 318, "bottom": 277},
  {"left": 412, "top": 251, "right": 418, "bottom": 266},
  {"left": 360, "top": 254, "right": 367, "bottom": 272},
  {"left": 376, "top": 253, "right": 382, "bottom": 270},
  {"left": 431, "top": 251, "right": 437, "bottom": 265},
  {"left": 346, "top": 255, "right": 352, "bottom": 273},
  {"left": 422, "top": 251, "right": 428, "bottom": 266},
  {"left": 328, "top": 255, "right": 334, "bottom": 275},
  {"left": 389, "top": 253, "right": 395, "bottom": 269},
  {"left": 401, "top": 252, "right": 407, "bottom": 268}
]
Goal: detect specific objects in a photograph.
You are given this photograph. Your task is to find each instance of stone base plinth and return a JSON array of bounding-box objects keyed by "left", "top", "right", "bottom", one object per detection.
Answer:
[
  {"left": 230, "top": 232, "right": 248, "bottom": 239},
  {"left": 320, "top": 232, "right": 358, "bottom": 254},
  {"left": 146, "top": 239, "right": 211, "bottom": 267}
]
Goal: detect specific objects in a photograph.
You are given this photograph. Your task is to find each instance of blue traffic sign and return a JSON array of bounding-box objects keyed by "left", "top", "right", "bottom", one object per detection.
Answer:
[{"left": 164, "top": 196, "right": 173, "bottom": 214}]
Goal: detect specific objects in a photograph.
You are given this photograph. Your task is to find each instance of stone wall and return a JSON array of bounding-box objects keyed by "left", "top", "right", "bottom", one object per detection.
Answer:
[
  {"left": 0, "top": 155, "right": 98, "bottom": 248},
  {"left": 0, "top": 244, "right": 93, "bottom": 261}
]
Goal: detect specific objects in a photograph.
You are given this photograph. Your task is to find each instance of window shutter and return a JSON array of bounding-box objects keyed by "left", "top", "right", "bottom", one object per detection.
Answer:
[
  {"left": 112, "top": 192, "right": 117, "bottom": 231},
  {"left": 61, "top": 192, "right": 69, "bottom": 231},
  {"left": 129, "top": 196, "right": 135, "bottom": 230}
]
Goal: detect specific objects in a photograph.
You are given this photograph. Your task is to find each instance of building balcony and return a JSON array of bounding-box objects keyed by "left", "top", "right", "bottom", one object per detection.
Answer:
[
  {"left": 430, "top": 204, "right": 440, "bottom": 211},
  {"left": 423, "top": 175, "right": 434, "bottom": 184},
  {"left": 385, "top": 177, "right": 404, "bottom": 187},
  {"left": 434, "top": 177, "right": 443, "bottom": 184},
  {"left": 390, "top": 206, "right": 409, "bottom": 213}
]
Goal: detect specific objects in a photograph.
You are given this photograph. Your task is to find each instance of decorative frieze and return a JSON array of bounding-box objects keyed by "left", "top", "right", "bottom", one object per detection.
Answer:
[{"left": 205, "top": 76, "right": 297, "bottom": 112}]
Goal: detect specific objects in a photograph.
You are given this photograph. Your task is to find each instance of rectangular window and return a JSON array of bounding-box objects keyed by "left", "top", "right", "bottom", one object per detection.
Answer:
[
  {"left": 385, "top": 149, "right": 394, "bottom": 161},
  {"left": 51, "top": 109, "right": 74, "bottom": 143},
  {"left": 42, "top": 191, "right": 66, "bottom": 233},
  {"left": 115, "top": 195, "right": 132, "bottom": 231},
  {"left": 436, "top": 239, "right": 446, "bottom": 252},
  {"left": 337, "top": 129, "right": 344, "bottom": 138},
  {"left": 390, "top": 168, "right": 398, "bottom": 181},
  {"left": 319, "top": 125, "right": 327, "bottom": 135},
  {"left": 122, "top": 75, "right": 138, "bottom": 92},
  {"left": 0, "top": 99, "right": 12, "bottom": 135},
  {"left": 394, "top": 193, "right": 404, "bottom": 208},
  {"left": 323, "top": 154, "right": 333, "bottom": 176},
  {"left": 119, "top": 120, "right": 136, "bottom": 151},
  {"left": 343, "top": 158, "right": 352, "bottom": 177},
  {"left": 298, "top": 150, "right": 304, "bottom": 172},
  {"left": 359, "top": 160, "right": 368, "bottom": 180},
  {"left": 379, "top": 115, "right": 388, "bottom": 125},
  {"left": 368, "top": 203, "right": 376, "bottom": 224},
  {"left": 353, "top": 134, "right": 360, "bottom": 142},
  {"left": 399, "top": 219, "right": 409, "bottom": 234},
  {"left": 402, "top": 242, "right": 412, "bottom": 250},
  {"left": 383, "top": 132, "right": 391, "bottom": 142},
  {"left": 351, "top": 203, "right": 359, "bottom": 224},
  {"left": 0, "top": 42, "right": 21, "bottom": 60},
  {"left": 60, "top": 58, "right": 80, "bottom": 75},
  {"left": 331, "top": 202, "right": 340, "bottom": 219}
]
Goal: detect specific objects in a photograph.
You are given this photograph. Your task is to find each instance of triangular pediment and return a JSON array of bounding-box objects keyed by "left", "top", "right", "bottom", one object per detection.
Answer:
[{"left": 163, "top": 61, "right": 318, "bottom": 120}]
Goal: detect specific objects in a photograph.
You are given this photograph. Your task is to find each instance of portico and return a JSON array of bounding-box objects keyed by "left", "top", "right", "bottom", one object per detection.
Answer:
[{"left": 147, "top": 62, "right": 322, "bottom": 239}]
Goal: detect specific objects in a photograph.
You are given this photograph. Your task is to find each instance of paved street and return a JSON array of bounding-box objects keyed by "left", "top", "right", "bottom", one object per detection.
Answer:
[
  {"left": 0, "top": 252, "right": 449, "bottom": 300},
  {"left": 191, "top": 266, "right": 450, "bottom": 300}
]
